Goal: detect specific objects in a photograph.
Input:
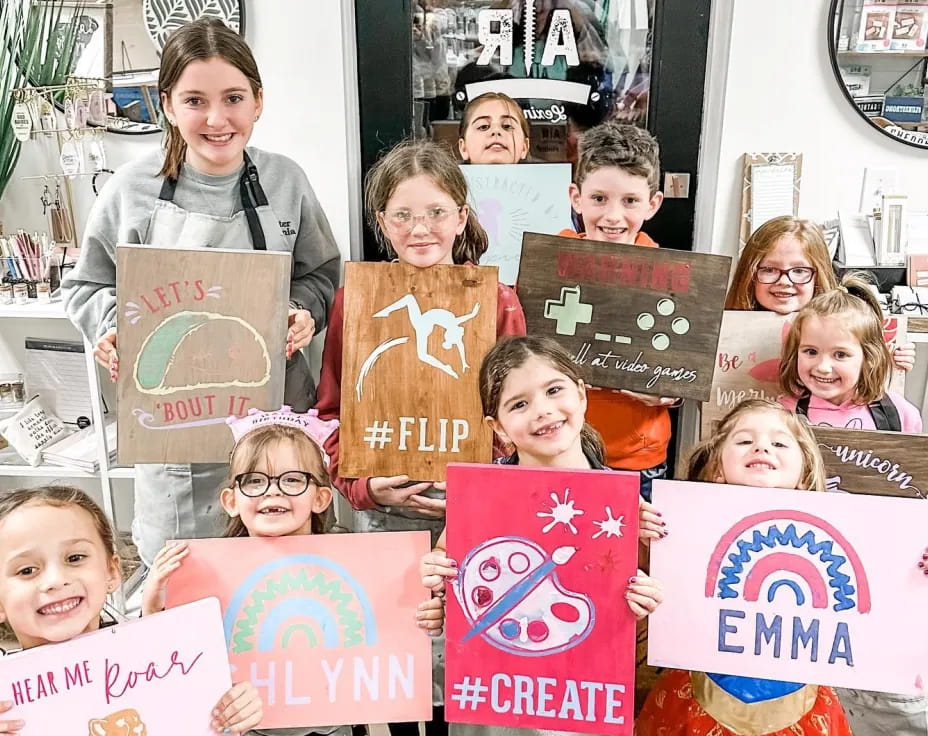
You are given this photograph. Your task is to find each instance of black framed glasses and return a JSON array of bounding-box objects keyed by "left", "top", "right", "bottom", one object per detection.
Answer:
[
  {"left": 754, "top": 266, "right": 816, "bottom": 285},
  {"left": 234, "top": 471, "right": 320, "bottom": 497}
]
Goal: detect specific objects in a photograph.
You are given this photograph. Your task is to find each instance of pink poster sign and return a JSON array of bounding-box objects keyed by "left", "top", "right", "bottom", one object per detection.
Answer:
[
  {"left": 444, "top": 463, "right": 640, "bottom": 735},
  {"left": 166, "top": 532, "right": 433, "bottom": 730},
  {"left": 0, "top": 599, "right": 231, "bottom": 733},
  {"left": 648, "top": 480, "right": 928, "bottom": 694}
]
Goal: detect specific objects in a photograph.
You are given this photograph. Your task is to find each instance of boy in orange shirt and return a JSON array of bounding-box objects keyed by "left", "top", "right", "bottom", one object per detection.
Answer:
[{"left": 561, "top": 121, "right": 677, "bottom": 501}]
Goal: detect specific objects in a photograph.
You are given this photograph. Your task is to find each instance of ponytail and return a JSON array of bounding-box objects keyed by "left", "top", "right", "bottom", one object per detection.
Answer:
[
  {"left": 452, "top": 208, "right": 489, "bottom": 265},
  {"left": 160, "top": 121, "right": 188, "bottom": 180}
]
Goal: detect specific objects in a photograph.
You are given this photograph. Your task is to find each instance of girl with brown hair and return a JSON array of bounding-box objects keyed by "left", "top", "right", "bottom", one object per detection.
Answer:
[{"left": 61, "top": 18, "right": 341, "bottom": 571}]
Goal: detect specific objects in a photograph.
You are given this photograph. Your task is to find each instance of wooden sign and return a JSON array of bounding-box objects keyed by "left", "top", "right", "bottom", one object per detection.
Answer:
[
  {"left": 702, "top": 311, "right": 908, "bottom": 438},
  {"left": 648, "top": 480, "right": 928, "bottom": 694},
  {"left": 445, "top": 463, "right": 640, "bottom": 735},
  {"left": 0, "top": 599, "right": 232, "bottom": 733},
  {"left": 340, "top": 262, "right": 497, "bottom": 481},
  {"left": 116, "top": 245, "right": 289, "bottom": 463},
  {"left": 517, "top": 233, "right": 731, "bottom": 401},
  {"left": 461, "top": 163, "right": 573, "bottom": 285},
  {"left": 813, "top": 426, "right": 928, "bottom": 499},
  {"left": 166, "top": 532, "right": 433, "bottom": 729}
]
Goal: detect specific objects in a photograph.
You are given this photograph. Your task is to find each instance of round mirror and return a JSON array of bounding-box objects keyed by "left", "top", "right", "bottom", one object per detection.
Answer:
[
  {"left": 828, "top": 0, "right": 928, "bottom": 149},
  {"left": 52, "top": 0, "right": 245, "bottom": 135}
]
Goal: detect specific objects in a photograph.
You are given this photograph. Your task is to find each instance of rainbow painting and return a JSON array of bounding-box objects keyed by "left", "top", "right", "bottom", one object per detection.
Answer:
[
  {"left": 165, "top": 533, "right": 433, "bottom": 729},
  {"left": 647, "top": 480, "right": 928, "bottom": 695}
]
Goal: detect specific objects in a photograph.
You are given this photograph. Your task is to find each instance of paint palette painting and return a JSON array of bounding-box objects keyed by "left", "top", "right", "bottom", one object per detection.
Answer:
[{"left": 455, "top": 536, "right": 594, "bottom": 656}]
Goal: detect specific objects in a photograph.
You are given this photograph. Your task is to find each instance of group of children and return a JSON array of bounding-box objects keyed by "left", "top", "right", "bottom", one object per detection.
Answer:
[{"left": 0, "top": 17, "right": 924, "bottom": 736}]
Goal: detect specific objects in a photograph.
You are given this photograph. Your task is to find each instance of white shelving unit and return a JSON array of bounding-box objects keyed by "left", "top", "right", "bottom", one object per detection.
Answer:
[{"left": 0, "top": 300, "right": 131, "bottom": 546}]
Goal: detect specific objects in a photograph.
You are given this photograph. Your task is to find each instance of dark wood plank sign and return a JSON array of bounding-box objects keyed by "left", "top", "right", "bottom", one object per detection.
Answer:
[
  {"left": 517, "top": 233, "right": 731, "bottom": 401},
  {"left": 116, "top": 245, "right": 290, "bottom": 463},
  {"left": 812, "top": 426, "right": 928, "bottom": 500},
  {"left": 340, "top": 262, "right": 497, "bottom": 481}
]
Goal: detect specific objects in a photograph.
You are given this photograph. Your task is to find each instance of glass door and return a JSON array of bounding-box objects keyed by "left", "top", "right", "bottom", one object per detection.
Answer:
[{"left": 355, "top": 0, "right": 711, "bottom": 258}]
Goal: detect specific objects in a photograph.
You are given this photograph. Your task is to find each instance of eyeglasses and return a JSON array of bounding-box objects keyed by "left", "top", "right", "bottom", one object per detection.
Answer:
[
  {"left": 234, "top": 471, "right": 320, "bottom": 497},
  {"left": 380, "top": 206, "right": 463, "bottom": 233},
  {"left": 754, "top": 266, "right": 816, "bottom": 285}
]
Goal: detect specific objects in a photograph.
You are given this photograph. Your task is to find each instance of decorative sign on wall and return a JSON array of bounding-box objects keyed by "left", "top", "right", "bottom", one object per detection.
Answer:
[
  {"left": 517, "top": 233, "right": 730, "bottom": 401},
  {"left": 647, "top": 480, "right": 928, "bottom": 694},
  {"left": 444, "top": 463, "right": 640, "bottom": 735},
  {"left": 166, "top": 533, "right": 433, "bottom": 729},
  {"left": 812, "top": 426, "right": 928, "bottom": 499},
  {"left": 339, "top": 262, "right": 497, "bottom": 481},
  {"left": 739, "top": 153, "right": 803, "bottom": 250},
  {"left": 116, "top": 245, "right": 289, "bottom": 464},
  {"left": 702, "top": 311, "right": 907, "bottom": 438},
  {"left": 462, "top": 163, "right": 573, "bottom": 285},
  {"left": 0, "top": 599, "right": 231, "bottom": 733},
  {"left": 143, "top": 0, "right": 242, "bottom": 50}
]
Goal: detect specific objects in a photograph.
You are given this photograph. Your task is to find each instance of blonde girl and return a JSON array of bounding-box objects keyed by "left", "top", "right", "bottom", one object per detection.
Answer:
[
  {"left": 778, "top": 272, "right": 922, "bottom": 433},
  {"left": 637, "top": 399, "right": 853, "bottom": 736},
  {"left": 0, "top": 486, "right": 262, "bottom": 735},
  {"left": 457, "top": 92, "right": 531, "bottom": 164},
  {"left": 726, "top": 216, "right": 915, "bottom": 371},
  {"left": 142, "top": 409, "right": 437, "bottom": 736},
  {"left": 777, "top": 278, "right": 926, "bottom": 734}
]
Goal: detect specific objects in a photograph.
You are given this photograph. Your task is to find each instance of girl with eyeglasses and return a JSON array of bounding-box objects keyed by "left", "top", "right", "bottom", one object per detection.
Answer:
[
  {"left": 139, "top": 407, "right": 439, "bottom": 736},
  {"left": 313, "top": 139, "right": 526, "bottom": 736},
  {"left": 725, "top": 216, "right": 915, "bottom": 371}
]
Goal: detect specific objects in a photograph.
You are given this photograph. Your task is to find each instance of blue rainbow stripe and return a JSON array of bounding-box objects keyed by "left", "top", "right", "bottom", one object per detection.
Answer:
[{"left": 716, "top": 523, "right": 856, "bottom": 612}]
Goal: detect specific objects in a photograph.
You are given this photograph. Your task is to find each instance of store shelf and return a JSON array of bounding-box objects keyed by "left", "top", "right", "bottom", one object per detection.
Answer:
[
  {"left": 0, "top": 300, "right": 67, "bottom": 319},
  {"left": 0, "top": 464, "right": 134, "bottom": 478},
  {"left": 838, "top": 51, "right": 928, "bottom": 58}
]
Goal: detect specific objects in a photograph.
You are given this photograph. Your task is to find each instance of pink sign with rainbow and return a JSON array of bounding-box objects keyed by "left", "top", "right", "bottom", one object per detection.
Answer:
[
  {"left": 444, "top": 463, "right": 640, "bottom": 735},
  {"left": 647, "top": 480, "right": 928, "bottom": 694}
]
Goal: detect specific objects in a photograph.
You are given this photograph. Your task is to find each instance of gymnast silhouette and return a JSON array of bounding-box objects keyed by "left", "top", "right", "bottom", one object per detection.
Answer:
[{"left": 374, "top": 293, "right": 481, "bottom": 378}]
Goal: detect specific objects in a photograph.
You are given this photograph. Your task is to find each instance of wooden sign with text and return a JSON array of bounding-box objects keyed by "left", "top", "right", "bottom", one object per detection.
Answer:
[
  {"left": 340, "top": 262, "right": 497, "bottom": 480},
  {"left": 702, "top": 312, "right": 908, "bottom": 438},
  {"left": 116, "top": 245, "right": 290, "bottom": 463},
  {"left": 517, "top": 233, "right": 731, "bottom": 401},
  {"left": 813, "top": 426, "right": 928, "bottom": 499}
]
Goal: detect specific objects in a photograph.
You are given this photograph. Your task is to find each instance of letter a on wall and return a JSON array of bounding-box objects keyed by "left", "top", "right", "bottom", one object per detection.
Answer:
[
  {"left": 340, "top": 262, "right": 497, "bottom": 480},
  {"left": 116, "top": 245, "right": 290, "bottom": 463}
]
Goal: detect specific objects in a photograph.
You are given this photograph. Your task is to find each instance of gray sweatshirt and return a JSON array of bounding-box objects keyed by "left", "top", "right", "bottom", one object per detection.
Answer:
[{"left": 63, "top": 146, "right": 341, "bottom": 342}]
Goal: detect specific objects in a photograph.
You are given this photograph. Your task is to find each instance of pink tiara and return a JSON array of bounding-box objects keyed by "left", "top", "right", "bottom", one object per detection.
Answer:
[{"left": 226, "top": 406, "right": 339, "bottom": 465}]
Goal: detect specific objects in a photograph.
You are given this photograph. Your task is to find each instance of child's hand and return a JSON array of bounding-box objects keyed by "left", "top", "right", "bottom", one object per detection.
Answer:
[
  {"left": 369, "top": 476, "right": 445, "bottom": 517},
  {"left": 286, "top": 308, "right": 316, "bottom": 357},
  {"left": 638, "top": 499, "right": 667, "bottom": 545},
  {"left": 141, "top": 541, "right": 189, "bottom": 617},
  {"left": 0, "top": 701, "right": 23, "bottom": 735},
  {"left": 918, "top": 546, "right": 928, "bottom": 576},
  {"left": 619, "top": 390, "right": 683, "bottom": 408},
  {"left": 417, "top": 596, "right": 445, "bottom": 637},
  {"left": 408, "top": 480, "right": 447, "bottom": 516},
  {"left": 211, "top": 681, "right": 263, "bottom": 734},
  {"left": 893, "top": 343, "right": 916, "bottom": 372},
  {"left": 625, "top": 571, "right": 663, "bottom": 620},
  {"left": 421, "top": 549, "right": 457, "bottom": 594},
  {"left": 93, "top": 328, "right": 118, "bottom": 381}
]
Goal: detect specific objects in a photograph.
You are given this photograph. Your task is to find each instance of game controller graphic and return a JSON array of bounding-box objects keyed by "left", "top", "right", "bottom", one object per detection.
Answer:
[{"left": 453, "top": 536, "right": 595, "bottom": 657}]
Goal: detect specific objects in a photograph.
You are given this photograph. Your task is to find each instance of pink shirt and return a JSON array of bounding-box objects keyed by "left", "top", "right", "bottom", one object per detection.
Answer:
[{"left": 778, "top": 391, "right": 923, "bottom": 433}]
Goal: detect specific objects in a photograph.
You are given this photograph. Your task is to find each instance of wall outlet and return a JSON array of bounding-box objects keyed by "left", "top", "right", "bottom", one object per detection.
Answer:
[{"left": 859, "top": 167, "right": 901, "bottom": 214}]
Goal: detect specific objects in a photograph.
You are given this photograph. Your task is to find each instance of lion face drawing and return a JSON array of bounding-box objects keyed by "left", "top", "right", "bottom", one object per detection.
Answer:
[{"left": 88, "top": 709, "right": 147, "bottom": 736}]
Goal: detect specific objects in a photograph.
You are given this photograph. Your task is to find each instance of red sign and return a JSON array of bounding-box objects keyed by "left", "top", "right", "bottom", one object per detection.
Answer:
[{"left": 444, "top": 463, "right": 639, "bottom": 735}]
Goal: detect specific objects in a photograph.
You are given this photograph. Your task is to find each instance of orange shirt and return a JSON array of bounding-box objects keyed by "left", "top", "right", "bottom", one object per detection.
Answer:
[{"left": 557, "top": 228, "right": 670, "bottom": 469}]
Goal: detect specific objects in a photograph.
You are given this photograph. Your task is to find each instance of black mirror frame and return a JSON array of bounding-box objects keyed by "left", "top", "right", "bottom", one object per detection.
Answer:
[{"left": 826, "top": 0, "right": 928, "bottom": 151}]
